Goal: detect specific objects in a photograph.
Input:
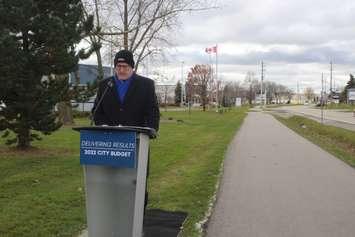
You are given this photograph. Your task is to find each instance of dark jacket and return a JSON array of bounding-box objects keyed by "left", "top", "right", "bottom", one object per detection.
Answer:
[{"left": 92, "top": 73, "right": 160, "bottom": 131}]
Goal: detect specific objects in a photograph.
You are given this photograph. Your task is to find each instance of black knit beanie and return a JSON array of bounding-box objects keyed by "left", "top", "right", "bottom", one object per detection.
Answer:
[{"left": 114, "top": 49, "right": 135, "bottom": 68}]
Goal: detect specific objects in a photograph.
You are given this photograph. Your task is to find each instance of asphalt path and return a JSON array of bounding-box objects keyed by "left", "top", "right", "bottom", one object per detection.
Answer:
[{"left": 206, "top": 112, "right": 355, "bottom": 237}]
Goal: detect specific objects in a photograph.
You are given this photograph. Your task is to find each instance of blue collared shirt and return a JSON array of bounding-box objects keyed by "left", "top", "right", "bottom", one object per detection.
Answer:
[{"left": 114, "top": 74, "right": 134, "bottom": 103}]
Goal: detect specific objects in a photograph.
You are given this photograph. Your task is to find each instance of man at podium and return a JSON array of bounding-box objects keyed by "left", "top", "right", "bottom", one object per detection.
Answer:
[
  {"left": 92, "top": 49, "right": 160, "bottom": 209},
  {"left": 92, "top": 49, "right": 159, "bottom": 131}
]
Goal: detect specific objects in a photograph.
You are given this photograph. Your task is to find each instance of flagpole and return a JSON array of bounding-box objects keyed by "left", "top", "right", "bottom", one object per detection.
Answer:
[
  {"left": 208, "top": 51, "right": 212, "bottom": 111},
  {"left": 215, "top": 44, "right": 218, "bottom": 109}
]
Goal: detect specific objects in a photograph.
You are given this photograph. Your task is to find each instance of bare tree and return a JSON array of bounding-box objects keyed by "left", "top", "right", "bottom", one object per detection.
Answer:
[
  {"left": 186, "top": 64, "right": 213, "bottom": 111},
  {"left": 81, "top": 0, "right": 119, "bottom": 80},
  {"left": 304, "top": 87, "right": 315, "bottom": 102},
  {"left": 221, "top": 83, "right": 234, "bottom": 107},
  {"left": 221, "top": 81, "right": 247, "bottom": 106},
  {"left": 82, "top": 0, "right": 215, "bottom": 72},
  {"left": 243, "top": 71, "right": 259, "bottom": 105},
  {"left": 241, "top": 71, "right": 294, "bottom": 105}
]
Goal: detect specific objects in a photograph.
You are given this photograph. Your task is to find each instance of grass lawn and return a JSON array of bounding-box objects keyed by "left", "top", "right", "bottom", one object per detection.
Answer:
[
  {"left": 0, "top": 107, "right": 248, "bottom": 237},
  {"left": 275, "top": 115, "right": 355, "bottom": 167}
]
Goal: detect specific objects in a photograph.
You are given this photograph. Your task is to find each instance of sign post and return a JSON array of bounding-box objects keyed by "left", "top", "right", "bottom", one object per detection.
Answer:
[
  {"left": 348, "top": 89, "right": 355, "bottom": 103},
  {"left": 348, "top": 88, "right": 355, "bottom": 117},
  {"left": 235, "top": 97, "right": 242, "bottom": 107},
  {"left": 74, "top": 126, "right": 156, "bottom": 237}
]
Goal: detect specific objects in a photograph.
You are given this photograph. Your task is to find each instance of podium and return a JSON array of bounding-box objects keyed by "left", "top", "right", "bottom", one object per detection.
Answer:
[{"left": 73, "top": 126, "right": 156, "bottom": 237}]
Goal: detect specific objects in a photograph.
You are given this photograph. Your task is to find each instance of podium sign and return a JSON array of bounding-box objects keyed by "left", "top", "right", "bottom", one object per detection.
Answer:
[{"left": 80, "top": 130, "right": 136, "bottom": 168}]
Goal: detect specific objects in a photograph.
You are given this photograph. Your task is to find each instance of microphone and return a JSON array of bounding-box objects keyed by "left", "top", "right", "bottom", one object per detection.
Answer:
[{"left": 91, "top": 80, "right": 114, "bottom": 126}]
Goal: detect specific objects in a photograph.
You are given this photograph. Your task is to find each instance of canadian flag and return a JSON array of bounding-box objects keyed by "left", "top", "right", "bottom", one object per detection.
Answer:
[{"left": 205, "top": 45, "right": 218, "bottom": 54}]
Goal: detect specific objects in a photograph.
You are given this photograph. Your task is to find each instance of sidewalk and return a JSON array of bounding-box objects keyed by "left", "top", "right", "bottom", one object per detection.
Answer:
[{"left": 206, "top": 112, "right": 355, "bottom": 237}]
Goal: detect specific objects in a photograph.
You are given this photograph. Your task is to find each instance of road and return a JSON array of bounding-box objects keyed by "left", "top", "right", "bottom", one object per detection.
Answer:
[
  {"left": 269, "top": 105, "right": 355, "bottom": 131},
  {"left": 205, "top": 112, "right": 355, "bottom": 237}
]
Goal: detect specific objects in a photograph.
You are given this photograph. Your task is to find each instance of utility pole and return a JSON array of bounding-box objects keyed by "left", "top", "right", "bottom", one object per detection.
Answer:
[
  {"left": 324, "top": 74, "right": 327, "bottom": 105},
  {"left": 215, "top": 45, "right": 219, "bottom": 109},
  {"left": 297, "top": 81, "right": 300, "bottom": 104},
  {"left": 333, "top": 66, "right": 336, "bottom": 92},
  {"left": 330, "top": 61, "right": 333, "bottom": 93},
  {"left": 261, "top": 61, "right": 265, "bottom": 106},
  {"left": 321, "top": 73, "right": 324, "bottom": 124}
]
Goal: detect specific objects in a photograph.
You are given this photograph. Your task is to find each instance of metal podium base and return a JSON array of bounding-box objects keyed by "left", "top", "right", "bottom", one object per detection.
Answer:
[{"left": 84, "top": 166, "right": 137, "bottom": 236}]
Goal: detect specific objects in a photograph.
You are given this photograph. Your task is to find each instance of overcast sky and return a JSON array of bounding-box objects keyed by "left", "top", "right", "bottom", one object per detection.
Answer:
[
  {"left": 83, "top": 0, "right": 355, "bottom": 93},
  {"left": 167, "top": 0, "right": 355, "bottom": 93}
]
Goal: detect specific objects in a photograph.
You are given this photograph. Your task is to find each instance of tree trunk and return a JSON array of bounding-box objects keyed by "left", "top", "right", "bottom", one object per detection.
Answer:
[
  {"left": 202, "top": 94, "right": 206, "bottom": 111},
  {"left": 57, "top": 73, "right": 74, "bottom": 125},
  {"left": 58, "top": 102, "right": 74, "bottom": 125},
  {"left": 123, "top": 0, "right": 128, "bottom": 50},
  {"left": 95, "top": 48, "right": 104, "bottom": 80},
  {"left": 248, "top": 86, "right": 253, "bottom": 105},
  {"left": 17, "top": 127, "right": 30, "bottom": 149}
]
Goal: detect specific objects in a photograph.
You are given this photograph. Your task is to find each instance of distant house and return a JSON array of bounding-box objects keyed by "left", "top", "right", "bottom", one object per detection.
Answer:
[
  {"left": 69, "top": 64, "right": 113, "bottom": 86},
  {"left": 290, "top": 93, "right": 307, "bottom": 104},
  {"left": 70, "top": 64, "right": 113, "bottom": 112},
  {"left": 329, "top": 91, "right": 341, "bottom": 104}
]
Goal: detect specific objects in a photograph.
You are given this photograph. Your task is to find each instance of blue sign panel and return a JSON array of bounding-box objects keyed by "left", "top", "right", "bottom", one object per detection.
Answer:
[{"left": 80, "top": 130, "right": 136, "bottom": 168}]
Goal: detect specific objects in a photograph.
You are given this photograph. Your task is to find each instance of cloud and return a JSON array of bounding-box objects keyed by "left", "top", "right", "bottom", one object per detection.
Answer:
[
  {"left": 157, "top": 0, "right": 355, "bottom": 93},
  {"left": 178, "top": 0, "right": 355, "bottom": 46},
  {"left": 221, "top": 46, "right": 354, "bottom": 65},
  {"left": 168, "top": 43, "right": 355, "bottom": 65}
]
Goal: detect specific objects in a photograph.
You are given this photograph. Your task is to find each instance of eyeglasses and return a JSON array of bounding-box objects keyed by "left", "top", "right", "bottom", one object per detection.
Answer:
[{"left": 116, "top": 64, "right": 130, "bottom": 70}]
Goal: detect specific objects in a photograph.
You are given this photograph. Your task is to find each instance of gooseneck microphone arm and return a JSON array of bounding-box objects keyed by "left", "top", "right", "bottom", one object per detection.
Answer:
[{"left": 91, "top": 80, "right": 114, "bottom": 126}]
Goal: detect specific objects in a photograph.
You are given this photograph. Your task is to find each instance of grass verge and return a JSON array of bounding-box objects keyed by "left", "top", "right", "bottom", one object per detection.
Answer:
[
  {"left": 0, "top": 108, "right": 248, "bottom": 237},
  {"left": 265, "top": 103, "right": 302, "bottom": 109},
  {"left": 274, "top": 115, "right": 355, "bottom": 167},
  {"left": 323, "top": 103, "right": 355, "bottom": 111}
]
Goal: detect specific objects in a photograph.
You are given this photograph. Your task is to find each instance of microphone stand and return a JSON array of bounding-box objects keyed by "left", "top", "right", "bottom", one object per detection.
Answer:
[{"left": 91, "top": 80, "right": 113, "bottom": 126}]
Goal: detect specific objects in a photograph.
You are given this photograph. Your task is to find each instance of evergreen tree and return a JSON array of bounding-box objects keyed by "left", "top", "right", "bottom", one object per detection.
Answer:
[
  {"left": 340, "top": 74, "right": 355, "bottom": 103},
  {"left": 0, "top": 0, "right": 93, "bottom": 149},
  {"left": 175, "top": 81, "right": 182, "bottom": 105}
]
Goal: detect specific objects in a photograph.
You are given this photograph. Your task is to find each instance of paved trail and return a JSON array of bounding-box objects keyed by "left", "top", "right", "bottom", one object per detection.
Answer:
[{"left": 206, "top": 112, "right": 355, "bottom": 237}]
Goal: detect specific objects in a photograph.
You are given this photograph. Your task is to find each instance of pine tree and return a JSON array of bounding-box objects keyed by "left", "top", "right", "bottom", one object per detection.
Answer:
[
  {"left": 0, "top": 0, "right": 93, "bottom": 149},
  {"left": 340, "top": 74, "right": 355, "bottom": 103}
]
